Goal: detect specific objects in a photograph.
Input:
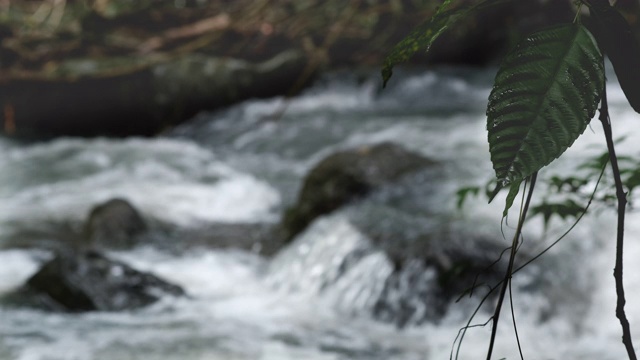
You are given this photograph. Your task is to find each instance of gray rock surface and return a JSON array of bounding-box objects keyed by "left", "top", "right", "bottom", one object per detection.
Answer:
[
  {"left": 282, "top": 142, "right": 438, "bottom": 240},
  {"left": 26, "top": 250, "right": 185, "bottom": 312},
  {"left": 85, "top": 198, "right": 148, "bottom": 250}
]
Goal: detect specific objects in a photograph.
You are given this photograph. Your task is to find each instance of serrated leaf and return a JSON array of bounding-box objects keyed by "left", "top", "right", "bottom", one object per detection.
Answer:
[
  {"left": 381, "top": 0, "right": 508, "bottom": 87},
  {"left": 487, "top": 24, "right": 604, "bottom": 188},
  {"left": 583, "top": 0, "right": 640, "bottom": 113}
]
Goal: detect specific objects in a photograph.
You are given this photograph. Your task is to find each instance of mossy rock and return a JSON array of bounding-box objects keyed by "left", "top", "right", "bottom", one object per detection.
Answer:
[
  {"left": 85, "top": 198, "right": 147, "bottom": 250},
  {"left": 282, "top": 142, "right": 437, "bottom": 241}
]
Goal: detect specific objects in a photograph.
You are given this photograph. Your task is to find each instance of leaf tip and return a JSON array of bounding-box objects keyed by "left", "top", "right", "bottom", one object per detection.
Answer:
[
  {"left": 487, "top": 183, "right": 503, "bottom": 203},
  {"left": 502, "top": 180, "right": 522, "bottom": 218},
  {"left": 381, "top": 66, "right": 393, "bottom": 88}
]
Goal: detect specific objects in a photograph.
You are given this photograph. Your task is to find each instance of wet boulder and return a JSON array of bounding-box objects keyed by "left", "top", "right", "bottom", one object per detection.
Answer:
[
  {"left": 359, "top": 213, "right": 508, "bottom": 292},
  {"left": 372, "top": 247, "right": 505, "bottom": 327},
  {"left": 84, "top": 198, "right": 287, "bottom": 255},
  {"left": 351, "top": 209, "right": 510, "bottom": 326},
  {"left": 282, "top": 142, "right": 437, "bottom": 240},
  {"left": 26, "top": 250, "right": 184, "bottom": 312},
  {"left": 0, "top": 199, "right": 147, "bottom": 252},
  {"left": 270, "top": 215, "right": 509, "bottom": 327},
  {"left": 85, "top": 198, "right": 147, "bottom": 250}
]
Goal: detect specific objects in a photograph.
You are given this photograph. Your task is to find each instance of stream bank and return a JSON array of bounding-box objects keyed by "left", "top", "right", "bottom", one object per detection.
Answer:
[{"left": 0, "top": 0, "right": 582, "bottom": 137}]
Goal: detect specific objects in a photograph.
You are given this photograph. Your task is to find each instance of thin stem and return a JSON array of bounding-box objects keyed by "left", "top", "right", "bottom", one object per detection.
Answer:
[
  {"left": 513, "top": 160, "right": 607, "bottom": 274},
  {"left": 486, "top": 173, "right": 537, "bottom": 360},
  {"left": 455, "top": 163, "right": 606, "bottom": 360},
  {"left": 599, "top": 85, "right": 638, "bottom": 360},
  {"left": 509, "top": 278, "right": 524, "bottom": 360}
]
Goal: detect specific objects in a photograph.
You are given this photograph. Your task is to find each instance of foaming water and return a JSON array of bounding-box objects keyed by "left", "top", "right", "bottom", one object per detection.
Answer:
[
  {"left": 0, "top": 137, "right": 280, "bottom": 232},
  {"left": 1, "top": 66, "right": 640, "bottom": 359}
]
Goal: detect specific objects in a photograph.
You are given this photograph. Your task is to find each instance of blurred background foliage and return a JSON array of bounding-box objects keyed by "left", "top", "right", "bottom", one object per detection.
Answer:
[
  {"left": 2, "top": 0, "right": 640, "bottom": 77},
  {"left": 2, "top": 0, "right": 640, "bottom": 137},
  {"left": 0, "top": 0, "right": 440, "bottom": 76}
]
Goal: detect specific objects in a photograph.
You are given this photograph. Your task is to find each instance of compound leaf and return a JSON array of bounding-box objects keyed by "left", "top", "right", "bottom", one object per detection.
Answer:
[{"left": 487, "top": 24, "right": 604, "bottom": 192}]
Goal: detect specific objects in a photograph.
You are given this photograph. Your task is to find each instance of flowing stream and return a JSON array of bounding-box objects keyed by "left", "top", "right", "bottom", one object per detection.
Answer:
[{"left": 0, "top": 66, "right": 639, "bottom": 359}]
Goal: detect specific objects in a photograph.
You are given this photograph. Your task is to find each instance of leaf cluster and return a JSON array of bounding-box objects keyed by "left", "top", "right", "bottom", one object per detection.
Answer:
[
  {"left": 384, "top": 0, "right": 640, "bottom": 214},
  {"left": 383, "top": 0, "right": 640, "bottom": 358},
  {"left": 455, "top": 147, "right": 640, "bottom": 228}
]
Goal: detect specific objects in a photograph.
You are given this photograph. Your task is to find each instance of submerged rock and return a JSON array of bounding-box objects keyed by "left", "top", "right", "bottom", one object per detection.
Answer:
[
  {"left": 275, "top": 142, "right": 508, "bottom": 326},
  {"left": 85, "top": 198, "right": 148, "bottom": 250},
  {"left": 379, "top": 242, "right": 506, "bottom": 326},
  {"left": 26, "top": 250, "right": 184, "bottom": 312},
  {"left": 282, "top": 142, "right": 437, "bottom": 240},
  {"left": 372, "top": 261, "right": 447, "bottom": 327},
  {"left": 270, "top": 215, "right": 508, "bottom": 327},
  {"left": 352, "top": 209, "right": 509, "bottom": 326}
]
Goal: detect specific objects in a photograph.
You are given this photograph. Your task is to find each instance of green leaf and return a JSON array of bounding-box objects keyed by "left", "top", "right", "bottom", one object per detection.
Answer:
[
  {"left": 530, "top": 199, "right": 586, "bottom": 229},
  {"left": 381, "top": 0, "right": 507, "bottom": 87},
  {"left": 455, "top": 186, "right": 481, "bottom": 209},
  {"left": 623, "top": 168, "right": 640, "bottom": 196},
  {"left": 548, "top": 175, "right": 590, "bottom": 192},
  {"left": 583, "top": 0, "right": 640, "bottom": 113},
  {"left": 381, "top": 6, "right": 458, "bottom": 87},
  {"left": 487, "top": 24, "right": 604, "bottom": 189},
  {"left": 503, "top": 180, "right": 522, "bottom": 217}
]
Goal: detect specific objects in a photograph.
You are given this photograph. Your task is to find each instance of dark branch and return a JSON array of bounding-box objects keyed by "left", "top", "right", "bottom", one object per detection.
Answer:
[{"left": 599, "top": 85, "right": 638, "bottom": 360}]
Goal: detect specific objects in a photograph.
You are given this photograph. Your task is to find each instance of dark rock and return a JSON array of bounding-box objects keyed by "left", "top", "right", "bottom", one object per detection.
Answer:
[
  {"left": 0, "top": 286, "right": 61, "bottom": 311},
  {"left": 152, "top": 50, "right": 310, "bottom": 128},
  {"left": 372, "top": 236, "right": 507, "bottom": 327},
  {"left": 360, "top": 212, "right": 510, "bottom": 326},
  {"left": 26, "top": 250, "right": 184, "bottom": 312},
  {"left": 271, "top": 214, "right": 507, "bottom": 327},
  {"left": 366, "top": 223, "right": 507, "bottom": 326},
  {"left": 363, "top": 216, "right": 508, "bottom": 287},
  {"left": 1, "top": 69, "right": 157, "bottom": 137},
  {"left": 372, "top": 260, "right": 448, "bottom": 327},
  {"left": 0, "top": 50, "right": 312, "bottom": 137},
  {"left": 0, "top": 199, "right": 286, "bottom": 256},
  {"left": 329, "top": 179, "right": 511, "bottom": 326},
  {"left": 282, "top": 142, "right": 437, "bottom": 240},
  {"left": 85, "top": 198, "right": 147, "bottom": 250}
]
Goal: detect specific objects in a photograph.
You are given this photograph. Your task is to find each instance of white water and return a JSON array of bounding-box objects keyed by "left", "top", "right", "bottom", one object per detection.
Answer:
[{"left": 0, "top": 66, "right": 638, "bottom": 359}]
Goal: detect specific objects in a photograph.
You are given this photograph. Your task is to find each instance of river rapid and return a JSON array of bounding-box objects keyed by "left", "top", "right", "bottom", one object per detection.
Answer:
[{"left": 0, "top": 66, "right": 638, "bottom": 359}]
